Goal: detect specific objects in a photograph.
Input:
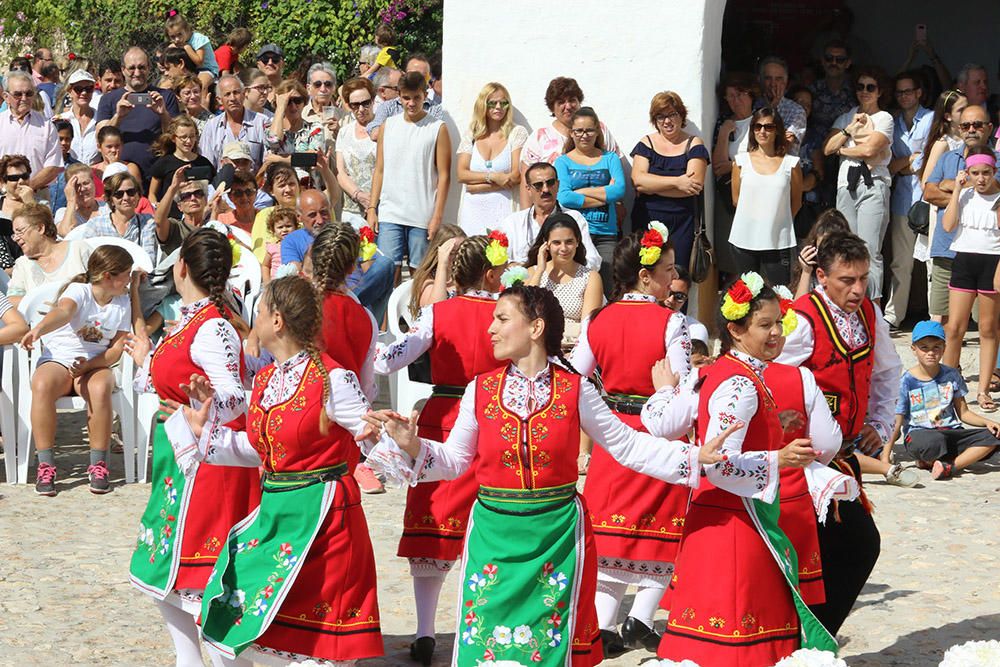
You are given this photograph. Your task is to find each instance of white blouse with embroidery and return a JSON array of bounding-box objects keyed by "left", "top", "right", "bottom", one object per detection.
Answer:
[
  {"left": 368, "top": 362, "right": 702, "bottom": 489},
  {"left": 571, "top": 293, "right": 692, "bottom": 382}
]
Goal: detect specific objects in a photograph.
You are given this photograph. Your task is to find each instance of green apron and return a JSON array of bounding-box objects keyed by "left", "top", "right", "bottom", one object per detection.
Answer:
[
  {"left": 456, "top": 483, "right": 582, "bottom": 667},
  {"left": 129, "top": 417, "right": 197, "bottom": 599},
  {"left": 200, "top": 465, "right": 345, "bottom": 658}
]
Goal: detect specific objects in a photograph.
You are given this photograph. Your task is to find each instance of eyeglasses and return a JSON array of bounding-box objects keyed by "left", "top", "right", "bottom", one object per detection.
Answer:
[
  {"left": 311, "top": 80, "right": 335, "bottom": 89},
  {"left": 348, "top": 98, "right": 373, "bottom": 111},
  {"left": 231, "top": 188, "right": 255, "bottom": 197},
  {"left": 529, "top": 177, "right": 557, "bottom": 191},
  {"left": 486, "top": 100, "right": 510, "bottom": 109},
  {"left": 668, "top": 291, "right": 688, "bottom": 303},
  {"left": 286, "top": 96, "right": 305, "bottom": 105},
  {"left": 752, "top": 122, "right": 777, "bottom": 132},
  {"left": 8, "top": 90, "right": 35, "bottom": 99},
  {"left": 824, "top": 54, "right": 849, "bottom": 64},
  {"left": 856, "top": 83, "right": 878, "bottom": 93},
  {"left": 247, "top": 84, "right": 273, "bottom": 93},
  {"left": 895, "top": 87, "right": 918, "bottom": 97},
  {"left": 571, "top": 128, "right": 597, "bottom": 137},
  {"left": 960, "top": 120, "right": 988, "bottom": 131},
  {"left": 178, "top": 190, "right": 205, "bottom": 200},
  {"left": 379, "top": 85, "right": 399, "bottom": 93},
  {"left": 11, "top": 226, "right": 32, "bottom": 238},
  {"left": 124, "top": 64, "right": 148, "bottom": 72},
  {"left": 71, "top": 85, "right": 95, "bottom": 95},
  {"left": 258, "top": 54, "right": 282, "bottom": 65},
  {"left": 655, "top": 112, "right": 681, "bottom": 125},
  {"left": 4, "top": 172, "right": 31, "bottom": 183},
  {"left": 112, "top": 187, "right": 138, "bottom": 198}
]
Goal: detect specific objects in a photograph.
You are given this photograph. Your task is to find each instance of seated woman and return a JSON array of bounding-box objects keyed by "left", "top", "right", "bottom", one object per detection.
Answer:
[
  {"left": 54, "top": 163, "right": 108, "bottom": 237},
  {"left": 8, "top": 204, "right": 92, "bottom": 308},
  {"left": 250, "top": 163, "right": 300, "bottom": 263},
  {"left": 0, "top": 154, "right": 34, "bottom": 272}
]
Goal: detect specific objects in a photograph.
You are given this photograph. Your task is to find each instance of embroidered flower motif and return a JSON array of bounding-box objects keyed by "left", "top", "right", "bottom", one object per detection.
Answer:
[
  {"left": 465, "top": 610, "right": 477, "bottom": 626},
  {"left": 483, "top": 563, "right": 498, "bottom": 577},
  {"left": 542, "top": 562, "right": 554, "bottom": 576},
  {"left": 226, "top": 588, "right": 246, "bottom": 608},
  {"left": 547, "top": 627, "right": 562, "bottom": 647},
  {"left": 708, "top": 616, "right": 726, "bottom": 628},
  {"left": 462, "top": 626, "right": 478, "bottom": 645},
  {"left": 547, "top": 572, "right": 568, "bottom": 590},
  {"left": 483, "top": 649, "right": 495, "bottom": 661},
  {"left": 249, "top": 597, "right": 268, "bottom": 617},
  {"left": 262, "top": 585, "right": 274, "bottom": 599},
  {"left": 492, "top": 625, "right": 512, "bottom": 645},
  {"left": 513, "top": 624, "right": 532, "bottom": 645},
  {"left": 468, "top": 572, "right": 486, "bottom": 591},
  {"left": 279, "top": 542, "right": 293, "bottom": 555},
  {"left": 164, "top": 476, "right": 173, "bottom": 488},
  {"left": 741, "top": 612, "right": 757, "bottom": 629},
  {"left": 531, "top": 649, "right": 543, "bottom": 662}
]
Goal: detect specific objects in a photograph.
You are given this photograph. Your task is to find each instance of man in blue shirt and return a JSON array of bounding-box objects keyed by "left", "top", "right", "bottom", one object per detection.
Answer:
[
  {"left": 884, "top": 71, "right": 933, "bottom": 327},
  {"left": 924, "top": 105, "right": 998, "bottom": 322}
]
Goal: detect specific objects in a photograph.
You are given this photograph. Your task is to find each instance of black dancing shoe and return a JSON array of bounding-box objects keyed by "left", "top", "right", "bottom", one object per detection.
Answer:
[
  {"left": 409, "top": 636, "right": 435, "bottom": 666},
  {"left": 621, "top": 615, "right": 662, "bottom": 652},
  {"left": 600, "top": 628, "right": 627, "bottom": 658}
]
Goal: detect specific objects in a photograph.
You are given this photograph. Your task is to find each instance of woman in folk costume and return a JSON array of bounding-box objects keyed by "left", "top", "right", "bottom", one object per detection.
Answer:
[
  {"left": 641, "top": 284, "right": 860, "bottom": 613},
  {"left": 126, "top": 227, "right": 261, "bottom": 667},
  {"left": 655, "top": 274, "right": 839, "bottom": 667},
  {"left": 372, "top": 231, "right": 508, "bottom": 665},
  {"left": 166, "top": 275, "right": 385, "bottom": 666},
  {"left": 364, "top": 284, "right": 739, "bottom": 667},
  {"left": 569, "top": 223, "right": 692, "bottom": 656}
]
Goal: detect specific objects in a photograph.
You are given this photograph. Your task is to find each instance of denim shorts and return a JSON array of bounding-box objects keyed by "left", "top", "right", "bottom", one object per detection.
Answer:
[{"left": 376, "top": 221, "right": 429, "bottom": 267}]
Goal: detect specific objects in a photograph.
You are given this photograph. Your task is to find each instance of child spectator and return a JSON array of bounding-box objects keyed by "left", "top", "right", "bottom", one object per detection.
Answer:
[
  {"left": 214, "top": 27, "right": 252, "bottom": 75},
  {"left": 19, "top": 245, "right": 135, "bottom": 496},
  {"left": 164, "top": 11, "right": 218, "bottom": 103},
  {"left": 363, "top": 24, "right": 400, "bottom": 79},
  {"left": 148, "top": 115, "right": 215, "bottom": 217},
  {"left": 92, "top": 127, "right": 142, "bottom": 198},
  {"left": 690, "top": 338, "right": 712, "bottom": 368},
  {"left": 262, "top": 206, "right": 301, "bottom": 282},
  {"left": 892, "top": 320, "right": 1000, "bottom": 480}
]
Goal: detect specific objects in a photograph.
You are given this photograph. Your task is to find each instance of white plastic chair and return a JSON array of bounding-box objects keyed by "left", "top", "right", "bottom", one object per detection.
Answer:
[
  {"left": 229, "top": 239, "right": 262, "bottom": 322},
  {"left": 1, "top": 343, "right": 19, "bottom": 483},
  {"left": 82, "top": 236, "right": 155, "bottom": 273},
  {"left": 385, "top": 280, "right": 432, "bottom": 415},
  {"left": 14, "top": 284, "right": 136, "bottom": 484},
  {"left": 62, "top": 224, "right": 91, "bottom": 241}
]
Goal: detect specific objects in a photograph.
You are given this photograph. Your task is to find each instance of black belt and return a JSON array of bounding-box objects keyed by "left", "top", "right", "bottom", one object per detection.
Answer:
[
  {"left": 603, "top": 393, "right": 650, "bottom": 416},
  {"left": 431, "top": 384, "right": 466, "bottom": 399},
  {"left": 261, "top": 463, "right": 349, "bottom": 493}
]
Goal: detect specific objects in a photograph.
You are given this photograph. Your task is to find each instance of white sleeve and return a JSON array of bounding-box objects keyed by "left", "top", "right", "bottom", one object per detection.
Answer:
[
  {"left": 775, "top": 314, "right": 815, "bottom": 366},
  {"left": 327, "top": 367, "right": 377, "bottom": 442},
  {"left": 568, "top": 210, "right": 602, "bottom": 272},
  {"left": 580, "top": 380, "right": 701, "bottom": 486},
  {"left": 359, "top": 306, "right": 379, "bottom": 402},
  {"left": 373, "top": 305, "right": 434, "bottom": 374},
  {"left": 164, "top": 403, "right": 260, "bottom": 474},
  {"left": 641, "top": 371, "right": 700, "bottom": 439},
  {"left": 132, "top": 351, "right": 155, "bottom": 393},
  {"left": 866, "top": 304, "right": 902, "bottom": 442},
  {"left": 874, "top": 111, "right": 894, "bottom": 140},
  {"left": 665, "top": 311, "right": 692, "bottom": 378},
  {"left": 703, "top": 376, "right": 780, "bottom": 502},
  {"left": 404, "top": 380, "right": 480, "bottom": 483},
  {"left": 570, "top": 316, "right": 597, "bottom": 377},
  {"left": 801, "top": 367, "right": 843, "bottom": 465},
  {"left": 190, "top": 319, "right": 248, "bottom": 425}
]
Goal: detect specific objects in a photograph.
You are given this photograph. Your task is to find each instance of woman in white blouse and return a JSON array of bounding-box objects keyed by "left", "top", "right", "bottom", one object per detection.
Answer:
[
  {"left": 731, "top": 107, "right": 803, "bottom": 285},
  {"left": 456, "top": 82, "right": 527, "bottom": 235},
  {"left": 336, "top": 77, "right": 378, "bottom": 228}
]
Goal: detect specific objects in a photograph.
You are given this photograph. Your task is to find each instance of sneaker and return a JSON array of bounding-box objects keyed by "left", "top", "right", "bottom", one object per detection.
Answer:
[
  {"left": 885, "top": 462, "right": 919, "bottom": 488},
  {"left": 88, "top": 460, "right": 111, "bottom": 494},
  {"left": 35, "top": 462, "right": 57, "bottom": 496},
  {"left": 354, "top": 463, "right": 385, "bottom": 494}
]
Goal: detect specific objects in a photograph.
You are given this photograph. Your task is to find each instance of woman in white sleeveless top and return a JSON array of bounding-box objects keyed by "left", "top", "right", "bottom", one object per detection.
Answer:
[
  {"left": 730, "top": 106, "right": 802, "bottom": 285},
  {"left": 456, "top": 82, "right": 528, "bottom": 235}
]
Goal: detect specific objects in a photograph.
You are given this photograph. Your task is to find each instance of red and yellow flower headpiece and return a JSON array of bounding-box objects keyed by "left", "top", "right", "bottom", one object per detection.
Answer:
[
  {"left": 485, "top": 229, "right": 509, "bottom": 266},
  {"left": 639, "top": 221, "right": 669, "bottom": 266},
  {"left": 721, "top": 271, "right": 764, "bottom": 321},
  {"left": 772, "top": 285, "right": 798, "bottom": 336},
  {"left": 358, "top": 225, "right": 377, "bottom": 261}
]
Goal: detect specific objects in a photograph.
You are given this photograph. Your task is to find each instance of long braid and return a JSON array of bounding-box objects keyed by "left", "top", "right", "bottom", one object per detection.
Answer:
[
  {"left": 311, "top": 223, "right": 360, "bottom": 294},
  {"left": 451, "top": 235, "right": 491, "bottom": 291},
  {"left": 181, "top": 228, "right": 251, "bottom": 337}
]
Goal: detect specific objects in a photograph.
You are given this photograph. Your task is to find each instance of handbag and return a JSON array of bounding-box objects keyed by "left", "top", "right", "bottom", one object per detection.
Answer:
[
  {"left": 907, "top": 199, "right": 930, "bottom": 235},
  {"left": 689, "top": 193, "right": 713, "bottom": 283}
]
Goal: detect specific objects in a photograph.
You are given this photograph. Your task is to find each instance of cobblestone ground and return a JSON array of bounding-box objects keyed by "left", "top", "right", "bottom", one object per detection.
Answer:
[{"left": 0, "top": 334, "right": 998, "bottom": 666}]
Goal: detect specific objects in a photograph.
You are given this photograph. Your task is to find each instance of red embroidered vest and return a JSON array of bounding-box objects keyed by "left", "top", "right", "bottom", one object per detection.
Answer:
[
  {"left": 764, "top": 362, "right": 810, "bottom": 498},
  {"left": 694, "top": 354, "right": 783, "bottom": 508},
  {"left": 793, "top": 291, "right": 876, "bottom": 439},
  {"left": 430, "top": 294, "right": 501, "bottom": 385},
  {"left": 319, "top": 292, "right": 374, "bottom": 380},
  {"left": 150, "top": 302, "right": 245, "bottom": 430},
  {"left": 473, "top": 365, "right": 581, "bottom": 490},
  {"left": 247, "top": 353, "right": 358, "bottom": 473},
  {"left": 587, "top": 299, "right": 674, "bottom": 396}
]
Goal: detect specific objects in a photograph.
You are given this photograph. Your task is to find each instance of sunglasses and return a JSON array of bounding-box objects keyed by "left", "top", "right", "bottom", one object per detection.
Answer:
[
  {"left": 259, "top": 54, "right": 282, "bottom": 65},
  {"left": 5, "top": 172, "right": 31, "bottom": 182},
  {"left": 311, "top": 80, "right": 335, "bottom": 89},
  {"left": 247, "top": 84, "right": 273, "bottom": 93},
  {"left": 112, "top": 187, "right": 138, "bottom": 198},
  {"left": 71, "top": 85, "right": 95, "bottom": 95},
  {"left": 486, "top": 100, "right": 510, "bottom": 109},
  {"left": 752, "top": 122, "right": 777, "bottom": 132},
  {"left": 178, "top": 190, "right": 205, "bottom": 200},
  {"left": 287, "top": 96, "right": 305, "bottom": 105},
  {"left": 668, "top": 291, "right": 688, "bottom": 302},
  {"left": 856, "top": 83, "right": 878, "bottom": 93},
  {"left": 348, "top": 98, "right": 373, "bottom": 111},
  {"left": 379, "top": 85, "right": 399, "bottom": 93},
  {"left": 529, "top": 177, "right": 557, "bottom": 191},
  {"left": 824, "top": 54, "right": 849, "bottom": 64},
  {"left": 960, "top": 121, "right": 987, "bottom": 131}
]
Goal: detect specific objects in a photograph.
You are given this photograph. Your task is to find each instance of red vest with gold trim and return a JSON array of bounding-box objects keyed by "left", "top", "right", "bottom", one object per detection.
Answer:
[
  {"left": 150, "top": 302, "right": 245, "bottom": 430},
  {"left": 473, "top": 365, "right": 581, "bottom": 490},
  {"left": 247, "top": 353, "right": 359, "bottom": 473},
  {"left": 320, "top": 292, "right": 374, "bottom": 380},
  {"left": 588, "top": 300, "right": 675, "bottom": 396},
  {"left": 793, "top": 291, "right": 876, "bottom": 439},
  {"left": 430, "top": 294, "right": 500, "bottom": 385}
]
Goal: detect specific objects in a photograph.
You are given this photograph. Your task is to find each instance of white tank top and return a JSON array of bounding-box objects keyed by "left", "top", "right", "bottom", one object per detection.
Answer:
[
  {"left": 379, "top": 113, "right": 443, "bottom": 229},
  {"left": 729, "top": 152, "right": 799, "bottom": 251}
]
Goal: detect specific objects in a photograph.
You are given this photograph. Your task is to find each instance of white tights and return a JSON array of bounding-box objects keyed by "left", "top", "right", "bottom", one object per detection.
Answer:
[
  {"left": 156, "top": 598, "right": 253, "bottom": 667},
  {"left": 594, "top": 580, "right": 665, "bottom": 631},
  {"left": 412, "top": 572, "right": 446, "bottom": 639}
]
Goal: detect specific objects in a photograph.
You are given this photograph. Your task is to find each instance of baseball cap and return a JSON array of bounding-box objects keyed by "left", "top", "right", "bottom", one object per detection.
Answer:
[
  {"left": 912, "top": 320, "right": 945, "bottom": 343},
  {"left": 222, "top": 141, "right": 252, "bottom": 162},
  {"left": 255, "top": 44, "right": 284, "bottom": 61},
  {"left": 67, "top": 70, "right": 96, "bottom": 86}
]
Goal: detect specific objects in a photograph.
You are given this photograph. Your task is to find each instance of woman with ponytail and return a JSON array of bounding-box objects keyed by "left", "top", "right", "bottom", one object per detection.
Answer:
[
  {"left": 371, "top": 232, "right": 508, "bottom": 665},
  {"left": 568, "top": 224, "right": 692, "bottom": 656},
  {"left": 364, "top": 284, "right": 735, "bottom": 667},
  {"left": 126, "top": 227, "right": 261, "bottom": 667},
  {"left": 169, "top": 275, "right": 385, "bottom": 666}
]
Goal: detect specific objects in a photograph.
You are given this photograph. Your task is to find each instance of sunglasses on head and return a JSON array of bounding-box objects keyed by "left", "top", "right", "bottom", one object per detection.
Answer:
[
  {"left": 824, "top": 54, "right": 849, "bottom": 64},
  {"left": 752, "top": 122, "right": 776, "bottom": 132},
  {"left": 5, "top": 172, "right": 31, "bottom": 183},
  {"left": 529, "top": 177, "right": 557, "bottom": 191},
  {"left": 960, "top": 120, "right": 987, "bottom": 131},
  {"left": 348, "top": 98, "right": 373, "bottom": 111},
  {"left": 112, "top": 187, "right": 138, "bottom": 198},
  {"left": 856, "top": 83, "right": 878, "bottom": 93}
]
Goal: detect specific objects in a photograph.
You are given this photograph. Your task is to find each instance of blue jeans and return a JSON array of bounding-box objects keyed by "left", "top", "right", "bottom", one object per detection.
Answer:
[
  {"left": 376, "top": 221, "right": 429, "bottom": 268},
  {"left": 347, "top": 253, "right": 394, "bottom": 325}
]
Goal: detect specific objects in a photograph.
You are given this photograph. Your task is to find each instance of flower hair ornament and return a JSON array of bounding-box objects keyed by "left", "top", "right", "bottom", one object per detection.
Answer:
[
  {"left": 485, "top": 229, "right": 509, "bottom": 267},
  {"left": 500, "top": 265, "right": 528, "bottom": 289},
  {"left": 720, "top": 271, "right": 764, "bottom": 321},
  {"left": 639, "top": 221, "right": 669, "bottom": 266},
  {"left": 358, "top": 225, "right": 378, "bottom": 262},
  {"left": 772, "top": 285, "right": 799, "bottom": 337}
]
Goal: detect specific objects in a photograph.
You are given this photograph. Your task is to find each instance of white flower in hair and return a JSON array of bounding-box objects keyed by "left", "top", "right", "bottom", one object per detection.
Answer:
[
  {"left": 648, "top": 220, "right": 669, "bottom": 242},
  {"left": 274, "top": 263, "right": 300, "bottom": 279},
  {"left": 740, "top": 271, "right": 764, "bottom": 297},
  {"left": 773, "top": 284, "right": 794, "bottom": 300},
  {"left": 500, "top": 265, "right": 529, "bottom": 289}
]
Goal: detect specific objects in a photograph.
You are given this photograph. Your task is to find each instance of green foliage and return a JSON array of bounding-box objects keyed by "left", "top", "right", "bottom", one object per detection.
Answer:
[{"left": 0, "top": 0, "right": 442, "bottom": 84}]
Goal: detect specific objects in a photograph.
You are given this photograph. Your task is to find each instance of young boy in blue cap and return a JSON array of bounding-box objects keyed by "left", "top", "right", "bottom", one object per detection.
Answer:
[{"left": 890, "top": 320, "right": 1000, "bottom": 479}]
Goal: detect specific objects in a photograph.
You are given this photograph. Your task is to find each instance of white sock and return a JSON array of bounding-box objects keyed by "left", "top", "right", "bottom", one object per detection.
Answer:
[
  {"left": 595, "top": 579, "right": 628, "bottom": 631},
  {"left": 155, "top": 599, "right": 205, "bottom": 667},
  {"left": 628, "top": 585, "right": 665, "bottom": 628},
  {"left": 207, "top": 647, "right": 254, "bottom": 667},
  {"left": 413, "top": 573, "right": 446, "bottom": 639}
]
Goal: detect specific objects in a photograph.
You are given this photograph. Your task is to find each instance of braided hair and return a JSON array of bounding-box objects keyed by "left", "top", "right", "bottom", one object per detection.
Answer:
[
  {"left": 179, "top": 227, "right": 246, "bottom": 334},
  {"left": 310, "top": 223, "right": 360, "bottom": 293},
  {"left": 451, "top": 235, "right": 493, "bottom": 291},
  {"left": 498, "top": 284, "right": 585, "bottom": 377},
  {"left": 262, "top": 275, "right": 331, "bottom": 434}
]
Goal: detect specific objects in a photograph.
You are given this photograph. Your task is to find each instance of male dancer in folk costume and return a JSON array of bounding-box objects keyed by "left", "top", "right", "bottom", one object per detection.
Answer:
[{"left": 777, "top": 231, "right": 904, "bottom": 636}]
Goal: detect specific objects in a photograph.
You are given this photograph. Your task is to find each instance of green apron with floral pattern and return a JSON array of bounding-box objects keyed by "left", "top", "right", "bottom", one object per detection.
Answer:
[
  {"left": 456, "top": 483, "right": 581, "bottom": 667},
  {"left": 200, "top": 466, "right": 344, "bottom": 658},
  {"left": 129, "top": 418, "right": 195, "bottom": 598}
]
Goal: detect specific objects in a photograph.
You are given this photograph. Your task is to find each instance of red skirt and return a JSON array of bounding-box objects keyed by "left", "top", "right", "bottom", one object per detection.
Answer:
[
  {"left": 176, "top": 464, "right": 261, "bottom": 590},
  {"left": 582, "top": 411, "right": 689, "bottom": 563},
  {"left": 572, "top": 498, "right": 603, "bottom": 666},
  {"left": 397, "top": 395, "right": 479, "bottom": 561},
  {"left": 256, "top": 476, "right": 382, "bottom": 660},
  {"left": 659, "top": 492, "right": 800, "bottom": 667},
  {"left": 778, "top": 468, "right": 825, "bottom": 606}
]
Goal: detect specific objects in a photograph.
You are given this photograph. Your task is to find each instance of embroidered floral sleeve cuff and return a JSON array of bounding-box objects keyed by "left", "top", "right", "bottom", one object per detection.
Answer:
[{"left": 641, "top": 372, "right": 699, "bottom": 439}]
